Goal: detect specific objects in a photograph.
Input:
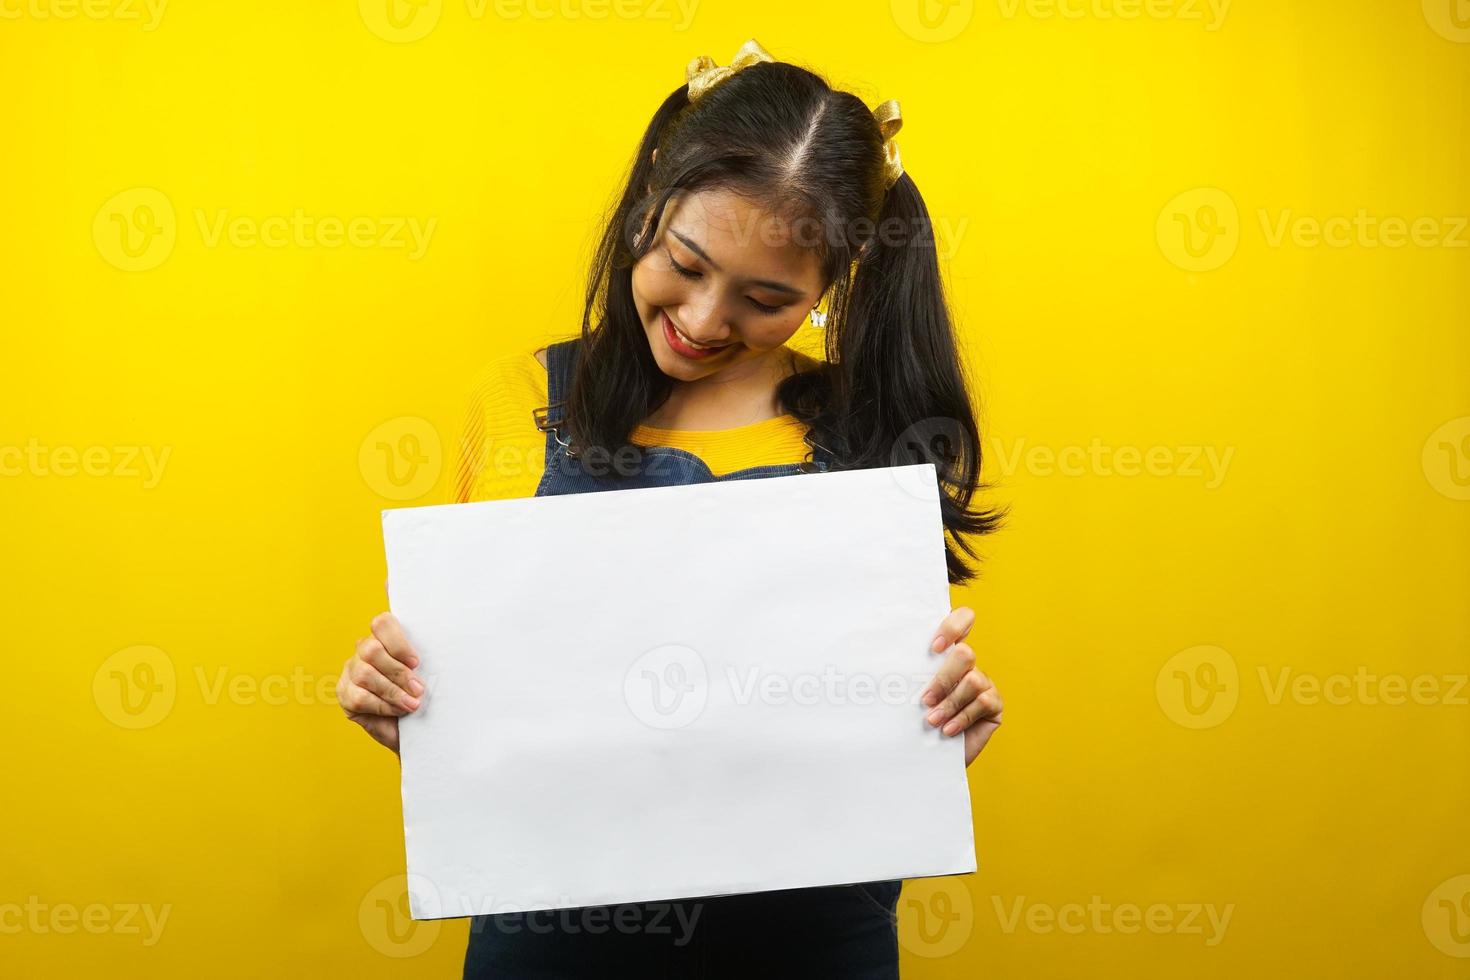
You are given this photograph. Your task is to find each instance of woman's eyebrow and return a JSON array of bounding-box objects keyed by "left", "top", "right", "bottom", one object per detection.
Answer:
[{"left": 669, "top": 228, "right": 804, "bottom": 295}]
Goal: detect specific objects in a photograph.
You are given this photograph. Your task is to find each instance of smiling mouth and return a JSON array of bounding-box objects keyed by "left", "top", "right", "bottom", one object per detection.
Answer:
[{"left": 661, "top": 310, "right": 734, "bottom": 358}]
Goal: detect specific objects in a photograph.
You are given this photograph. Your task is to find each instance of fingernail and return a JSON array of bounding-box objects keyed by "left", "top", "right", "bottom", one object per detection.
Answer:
[
  {"left": 409, "top": 678, "right": 425, "bottom": 697},
  {"left": 403, "top": 695, "right": 420, "bottom": 711},
  {"left": 921, "top": 691, "right": 936, "bottom": 707},
  {"left": 943, "top": 720, "right": 961, "bottom": 736},
  {"left": 926, "top": 709, "right": 943, "bottom": 725},
  {"left": 930, "top": 635, "right": 947, "bottom": 653}
]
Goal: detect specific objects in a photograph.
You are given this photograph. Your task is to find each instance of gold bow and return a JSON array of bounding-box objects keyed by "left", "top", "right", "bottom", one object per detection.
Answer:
[
  {"left": 685, "top": 39, "right": 906, "bottom": 191},
  {"left": 873, "top": 98, "right": 904, "bottom": 190},
  {"left": 685, "top": 38, "right": 776, "bottom": 103}
]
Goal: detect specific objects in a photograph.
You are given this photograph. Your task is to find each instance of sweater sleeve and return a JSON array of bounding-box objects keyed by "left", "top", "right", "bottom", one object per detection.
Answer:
[{"left": 449, "top": 349, "right": 548, "bottom": 504}]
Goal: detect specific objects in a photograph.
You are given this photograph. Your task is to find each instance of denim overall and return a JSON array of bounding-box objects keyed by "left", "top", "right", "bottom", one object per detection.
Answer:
[{"left": 461, "top": 338, "right": 904, "bottom": 979}]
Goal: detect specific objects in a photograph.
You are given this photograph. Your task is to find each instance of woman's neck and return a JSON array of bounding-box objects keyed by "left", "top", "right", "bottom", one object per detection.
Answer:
[{"left": 642, "top": 347, "right": 813, "bottom": 431}]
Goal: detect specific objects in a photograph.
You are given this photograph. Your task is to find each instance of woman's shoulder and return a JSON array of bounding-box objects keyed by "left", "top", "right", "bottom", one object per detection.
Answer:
[
  {"left": 459, "top": 342, "right": 564, "bottom": 438},
  {"left": 451, "top": 343, "right": 557, "bottom": 504},
  {"left": 462, "top": 334, "right": 586, "bottom": 426},
  {"left": 460, "top": 356, "right": 523, "bottom": 416},
  {"left": 522, "top": 334, "right": 590, "bottom": 376},
  {"left": 470, "top": 337, "right": 567, "bottom": 398}
]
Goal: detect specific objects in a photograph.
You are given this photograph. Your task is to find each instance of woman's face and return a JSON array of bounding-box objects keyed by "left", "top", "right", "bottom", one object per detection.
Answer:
[{"left": 631, "top": 186, "right": 826, "bottom": 383}]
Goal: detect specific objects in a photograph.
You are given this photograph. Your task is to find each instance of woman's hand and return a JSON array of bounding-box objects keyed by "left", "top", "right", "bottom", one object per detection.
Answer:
[
  {"left": 336, "top": 611, "right": 425, "bottom": 754},
  {"left": 920, "top": 606, "right": 1003, "bottom": 767}
]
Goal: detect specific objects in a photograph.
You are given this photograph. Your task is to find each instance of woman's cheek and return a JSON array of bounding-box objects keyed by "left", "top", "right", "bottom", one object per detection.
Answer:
[
  {"left": 632, "top": 257, "right": 677, "bottom": 305},
  {"left": 751, "top": 308, "right": 809, "bottom": 349}
]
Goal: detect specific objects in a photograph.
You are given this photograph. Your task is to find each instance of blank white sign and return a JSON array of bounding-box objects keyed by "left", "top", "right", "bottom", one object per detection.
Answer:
[{"left": 382, "top": 462, "right": 976, "bottom": 920}]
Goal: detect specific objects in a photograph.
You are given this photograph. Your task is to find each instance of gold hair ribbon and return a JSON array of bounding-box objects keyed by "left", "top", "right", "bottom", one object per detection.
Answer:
[
  {"left": 873, "top": 99, "right": 904, "bottom": 190},
  {"left": 685, "top": 41, "right": 905, "bottom": 190},
  {"left": 685, "top": 38, "right": 776, "bottom": 103}
]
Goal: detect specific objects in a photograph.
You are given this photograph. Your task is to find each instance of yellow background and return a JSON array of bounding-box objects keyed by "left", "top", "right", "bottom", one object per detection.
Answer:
[{"left": 3, "top": 0, "right": 1468, "bottom": 976}]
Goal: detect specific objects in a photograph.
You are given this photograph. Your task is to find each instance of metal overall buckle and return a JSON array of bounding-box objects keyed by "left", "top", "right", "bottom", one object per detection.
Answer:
[
  {"left": 532, "top": 403, "right": 579, "bottom": 459},
  {"left": 799, "top": 429, "right": 834, "bottom": 473}
]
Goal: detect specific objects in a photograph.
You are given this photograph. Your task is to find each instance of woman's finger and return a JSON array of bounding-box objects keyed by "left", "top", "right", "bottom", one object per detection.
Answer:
[
  {"left": 942, "top": 681, "right": 1002, "bottom": 737},
  {"left": 929, "top": 605, "right": 976, "bottom": 653},
  {"left": 920, "top": 641, "right": 977, "bottom": 711},
  {"left": 341, "top": 676, "right": 411, "bottom": 717},
  {"left": 351, "top": 657, "right": 420, "bottom": 712},
  {"left": 358, "top": 635, "right": 424, "bottom": 698},
  {"left": 927, "top": 666, "right": 986, "bottom": 731},
  {"left": 370, "top": 612, "right": 421, "bottom": 669}
]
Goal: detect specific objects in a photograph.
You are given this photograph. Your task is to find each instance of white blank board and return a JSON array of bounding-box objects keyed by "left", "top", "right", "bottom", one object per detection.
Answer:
[{"left": 382, "top": 462, "right": 976, "bottom": 920}]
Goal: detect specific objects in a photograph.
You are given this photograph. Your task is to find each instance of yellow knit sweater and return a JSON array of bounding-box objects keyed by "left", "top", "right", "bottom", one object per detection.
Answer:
[{"left": 451, "top": 337, "right": 822, "bottom": 504}]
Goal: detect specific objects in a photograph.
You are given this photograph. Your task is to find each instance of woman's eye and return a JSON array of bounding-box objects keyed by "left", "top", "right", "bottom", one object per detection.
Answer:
[
  {"left": 666, "top": 247, "right": 786, "bottom": 316},
  {"left": 666, "top": 250, "right": 701, "bottom": 280}
]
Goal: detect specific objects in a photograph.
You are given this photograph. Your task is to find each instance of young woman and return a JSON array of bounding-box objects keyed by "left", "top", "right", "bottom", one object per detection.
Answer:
[{"left": 337, "top": 39, "right": 1005, "bottom": 978}]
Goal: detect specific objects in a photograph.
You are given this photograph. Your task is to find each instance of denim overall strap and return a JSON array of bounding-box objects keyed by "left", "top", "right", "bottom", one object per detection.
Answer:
[
  {"left": 535, "top": 337, "right": 709, "bottom": 494},
  {"left": 532, "top": 338, "right": 580, "bottom": 471}
]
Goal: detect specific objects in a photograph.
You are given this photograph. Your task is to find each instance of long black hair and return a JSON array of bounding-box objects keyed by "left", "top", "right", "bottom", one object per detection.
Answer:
[{"left": 565, "top": 55, "right": 1002, "bottom": 584}]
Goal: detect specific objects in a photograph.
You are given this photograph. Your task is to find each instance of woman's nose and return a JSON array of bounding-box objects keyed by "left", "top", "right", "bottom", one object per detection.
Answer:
[{"left": 680, "top": 298, "right": 733, "bottom": 344}]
